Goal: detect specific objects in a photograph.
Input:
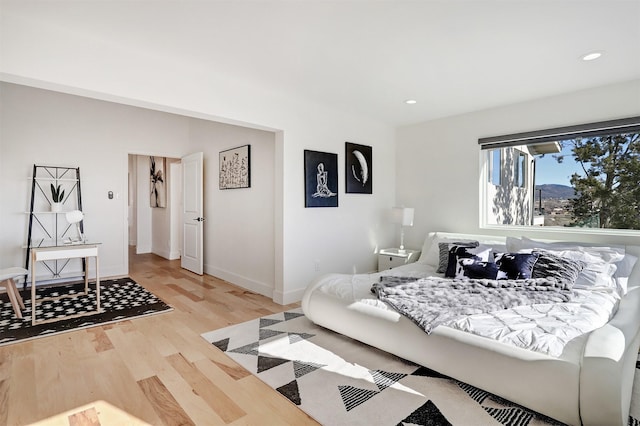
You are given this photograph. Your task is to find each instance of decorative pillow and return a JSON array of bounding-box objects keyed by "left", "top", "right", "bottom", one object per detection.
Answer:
[
  {"left": 494, "top": 252, "right": 540, "bottom": 280},
  {"left": 437, "top": 241, "right": 479, "bottom": 273},
  {"left": 445, "top": 245, "right": 493, "bottom": 278},
  {"left": 456, "top": 258, "right": 499, "bottom": 280},
  {"left": 543, "top": 248, "right": 618, "bottom": 289},
  {"left": 531, "top": 251, "right": 586, "bottom": 290}
]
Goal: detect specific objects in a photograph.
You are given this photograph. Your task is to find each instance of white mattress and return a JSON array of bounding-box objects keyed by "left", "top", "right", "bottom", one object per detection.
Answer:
[{"left": 317, "top": 262, "right": 620, "bottom": 357}]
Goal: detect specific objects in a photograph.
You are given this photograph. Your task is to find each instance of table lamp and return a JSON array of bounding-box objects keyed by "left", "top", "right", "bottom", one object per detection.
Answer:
[
  {"left": 65, "top": 210, "right": 85, "bottom": 243},
  {"left": 391, "top": 207, "right": 414, "bottom": 253}
]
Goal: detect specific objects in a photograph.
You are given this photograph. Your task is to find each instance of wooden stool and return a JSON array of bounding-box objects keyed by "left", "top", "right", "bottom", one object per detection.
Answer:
[{"left": 0, "top": 267, "right": 27, "bottom": 319}]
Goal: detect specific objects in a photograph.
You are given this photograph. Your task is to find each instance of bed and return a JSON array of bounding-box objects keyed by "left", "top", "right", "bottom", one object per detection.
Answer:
[{"left": 301, "top": 232, "right": 640, "bottom": 425}]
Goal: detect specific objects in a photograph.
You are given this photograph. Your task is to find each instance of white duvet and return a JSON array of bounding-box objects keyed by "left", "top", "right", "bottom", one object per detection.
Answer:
[{"left": 317, "top": 262, "right": 620, "bottom": 357}]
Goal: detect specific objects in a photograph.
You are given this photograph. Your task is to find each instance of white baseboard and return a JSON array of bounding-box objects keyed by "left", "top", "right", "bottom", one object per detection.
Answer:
[
  {"left": 273, "top": 287, "right": 306, "bottom": 305},
  {"left": 99, "top": 266, "right": 128, "bottom": 279},
  {"left": 152, "top": 248, "right": 180, "bottom": 261},
  {"left": 136, "top": 245, "right": 151, "bottom": 254},
  {"left": 204, "top": 264, "right": 274, "bottom": 299}
]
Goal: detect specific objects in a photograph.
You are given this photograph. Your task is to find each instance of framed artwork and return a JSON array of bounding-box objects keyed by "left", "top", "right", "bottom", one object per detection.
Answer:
[
  {"left": 150, "top": 156, "right": 166, "bottom": 208},
  {"left": 345, "top": 142, "right": 372, "bottom": 194},
  {"left": 304, "top": 150, "right": 338, "bottom": 208},
  {"left": 219, "top": 144, "right": 251, "bottom": 189}
]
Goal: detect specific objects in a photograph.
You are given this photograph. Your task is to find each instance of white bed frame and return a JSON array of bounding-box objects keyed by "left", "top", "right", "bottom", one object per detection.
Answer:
[{"left": 302, "top": 232, "right": 640, "bottom": 425}]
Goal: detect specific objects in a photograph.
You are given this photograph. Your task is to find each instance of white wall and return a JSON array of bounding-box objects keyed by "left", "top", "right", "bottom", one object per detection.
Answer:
[
  {"left": 396, "top": 79, "right": 640, "bottom": 249},
  {"left": 0, "top": 83, "right": 278, "bottom": 294},
  {"left": 0, "top": 8, "right": 396, "bottom": 303},
  {"left": 128, "top": 155, "right": 137, "bottom": 246},
  {"left": 135, "top": 155, "right": 153, "bottom": 254},
  {"left": 149, "top": 156, "right": 180, "bottom": 260},
  {"left": 0, "top": 83, "right": 186, "bottom": 277},
  {"left": 0, "top": 81, "right": 394, "bottom": 302},
  {"left": 188, "top": 119, "right": 277, "bottom": 295}
]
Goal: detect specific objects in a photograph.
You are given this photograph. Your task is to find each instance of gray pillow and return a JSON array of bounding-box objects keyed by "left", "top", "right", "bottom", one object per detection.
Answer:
[{"left": 531, "top": 251, "right": 586, "bottom": 290}]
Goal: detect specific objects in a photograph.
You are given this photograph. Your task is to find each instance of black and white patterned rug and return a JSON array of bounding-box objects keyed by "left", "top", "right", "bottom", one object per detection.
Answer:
[
  {"left": 202, "top": 309, "right": 640, "bottom": 426},
  {"left": 0, "top": 277, "right": 172, "bottom": 346}
]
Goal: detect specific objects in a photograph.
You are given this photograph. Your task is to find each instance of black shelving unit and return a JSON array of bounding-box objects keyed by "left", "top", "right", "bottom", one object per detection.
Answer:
[{"left": 24, "top": 165, "right": 84, "bottom": 288}]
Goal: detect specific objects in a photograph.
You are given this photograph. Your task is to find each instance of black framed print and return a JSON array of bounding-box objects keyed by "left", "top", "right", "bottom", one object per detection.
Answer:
[
  {"left": 150, "top": 156, "right": 166, "bottom": 207},
  {"left": 345, "top": 142, "right": 372, "bottom": 194},
  {"left": 304, "top": 150, "right": 338, "bottom": 208},
  {"left": 219, "top": 144, "right": 251, "bottom": 189}
]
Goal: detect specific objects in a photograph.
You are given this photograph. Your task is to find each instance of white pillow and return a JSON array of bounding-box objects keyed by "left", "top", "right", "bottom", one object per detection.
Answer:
[
  {"left": 418, "top": 232, "right": 438, "bottom": 265},
  {"left": 419, "top": 232, "right": 506, "bottom": 266},
  {"left": 614, "top": 253, "right": 638, "bottom": 278},
  {"left": 514, "top": 236, "right": 625, "bottom": 263},
  {"left": 505, "top": 236, "right": 524, "bottom": 252},
  {"left": 614, "top": 253, "right": 638, "bottom": 294}
]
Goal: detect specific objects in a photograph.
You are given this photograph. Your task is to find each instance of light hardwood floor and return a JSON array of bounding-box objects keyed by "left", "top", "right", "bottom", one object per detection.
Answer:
[{"left": 0, "top": 250, "right": 319, "bottom": 426}]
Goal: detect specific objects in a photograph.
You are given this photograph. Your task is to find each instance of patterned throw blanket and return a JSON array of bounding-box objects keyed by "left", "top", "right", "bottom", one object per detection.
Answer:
[{"left": 371, "top": 276, "right": 573, "bottom": 333}]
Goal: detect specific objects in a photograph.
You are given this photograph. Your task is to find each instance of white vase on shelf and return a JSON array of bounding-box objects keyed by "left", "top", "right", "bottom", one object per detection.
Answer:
[{"left": 51, "top": 202, "right": 62, "bottom": 213}]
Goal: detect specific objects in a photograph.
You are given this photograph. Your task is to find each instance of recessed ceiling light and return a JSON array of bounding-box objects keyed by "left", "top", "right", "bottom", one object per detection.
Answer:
[
  {"left": 405, "top": 99, "right": 417, "bottom": 105},
  {"left": 581, "top": 52, "right": 603, "bottom": 61}
]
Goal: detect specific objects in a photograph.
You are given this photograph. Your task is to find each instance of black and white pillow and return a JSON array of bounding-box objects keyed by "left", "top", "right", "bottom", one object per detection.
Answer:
[
  {"left": 437, "top": 241, "right": 479, "bottom": 273},
  {"left": 494, "top": 252, "right": 540, "bottom": 280},
  {"left": 445, "top": 244, "right": 492, "bottom": 278},
  {"left": 456, "top": 259, "right": 499, "bottom": 280},
  {"left": 531, "top": 251, "right": 586, "bottom": 290}
]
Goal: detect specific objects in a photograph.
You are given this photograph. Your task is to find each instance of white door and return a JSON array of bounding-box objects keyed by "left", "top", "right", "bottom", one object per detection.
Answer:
[{"left": 181, "top": 152, "right": 204, "bottom": 274}]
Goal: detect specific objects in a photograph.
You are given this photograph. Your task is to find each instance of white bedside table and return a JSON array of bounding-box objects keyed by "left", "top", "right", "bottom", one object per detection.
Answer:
[{"left": 378, "top": 248, "right": 421, "bottom": 271}]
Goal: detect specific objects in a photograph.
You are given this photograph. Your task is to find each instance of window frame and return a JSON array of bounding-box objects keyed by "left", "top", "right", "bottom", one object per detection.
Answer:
[{"left": 478, "top": 116, "right": 640, "bottom": 235}]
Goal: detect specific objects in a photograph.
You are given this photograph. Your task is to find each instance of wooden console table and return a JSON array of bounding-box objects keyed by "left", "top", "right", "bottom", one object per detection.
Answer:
[{"left": 30, "top": 243, "right": 100, "bottom": 325}]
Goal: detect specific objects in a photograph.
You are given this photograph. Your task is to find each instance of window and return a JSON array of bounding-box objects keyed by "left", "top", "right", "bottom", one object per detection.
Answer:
[
  {"left": 479, "top": 116, "right": 640, "bottom": 230},
  {"left": 515, "top": 150, "right": 526, "bottom": 188},
  {"left": 488, "top": 149, "right": 501, "bottom": 186}
]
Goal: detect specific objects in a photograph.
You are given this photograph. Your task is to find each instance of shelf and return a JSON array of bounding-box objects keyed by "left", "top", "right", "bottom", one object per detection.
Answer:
[
  {"left": 27, "top": 211, "right": 79, "bottom": 214},
  {"left": 25, "top": 164, "right": 84, "bottom": 289},
  {"left": 30, "top": 177, "right": 79, "bottom": 182}
]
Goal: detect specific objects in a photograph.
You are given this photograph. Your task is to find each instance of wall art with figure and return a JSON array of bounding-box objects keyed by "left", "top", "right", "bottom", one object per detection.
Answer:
[
  {"left": 304, "top": 150, "right": 338, "bottom": 208},
  {"left": 150, "top": 156, "right": 166, "bottom": 208},
  {"left": 219, "top": 145, "right": 251, "bottom": 189}
]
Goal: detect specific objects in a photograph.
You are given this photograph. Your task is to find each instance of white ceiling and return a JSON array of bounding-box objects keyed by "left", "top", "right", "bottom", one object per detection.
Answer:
[{"left": 3, "top": 0, "right": 640, "bottom": 126}]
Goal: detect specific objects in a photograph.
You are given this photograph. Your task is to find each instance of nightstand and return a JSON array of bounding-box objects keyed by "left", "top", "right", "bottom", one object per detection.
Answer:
[{"left": 378, "top": 248, "right": 421, "bottom": 271}]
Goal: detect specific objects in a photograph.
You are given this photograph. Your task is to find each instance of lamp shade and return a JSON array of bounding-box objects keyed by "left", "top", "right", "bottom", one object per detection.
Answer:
[
  {"left": 391, "top": 207, "right": 414, "bottom": 227},
  {"left": 65, "top": 210, "right": 85, "bottom": 243},
  {"left": 65, "top": 210, "right": 84, "bottom": 224}
]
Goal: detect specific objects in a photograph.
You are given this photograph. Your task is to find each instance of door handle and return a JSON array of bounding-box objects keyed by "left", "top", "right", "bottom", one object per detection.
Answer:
[{"left": 193, "top": 217, "right": 205, "bottom": 222}]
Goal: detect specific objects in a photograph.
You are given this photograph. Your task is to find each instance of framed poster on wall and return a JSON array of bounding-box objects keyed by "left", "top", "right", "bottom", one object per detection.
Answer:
[
  {"left": 345, "top": 142, "right": 372, "bottom": 194},
  {"left": 304, "top": 150, "right": 338, "bottom": 208},
  {"left": 150, "top": 156, "right": 166, "bottom": 208},
  {"left": 219, "top": 144, "right": 251, "bottom": 189}
]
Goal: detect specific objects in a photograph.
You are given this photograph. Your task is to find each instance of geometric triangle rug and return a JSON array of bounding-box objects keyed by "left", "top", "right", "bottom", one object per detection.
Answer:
[
  {"left": 202, "top": 309, "right": 640, "bottom": 426},
  {"left": 0, "top": 277, "right": 172, "bottom": 347}
]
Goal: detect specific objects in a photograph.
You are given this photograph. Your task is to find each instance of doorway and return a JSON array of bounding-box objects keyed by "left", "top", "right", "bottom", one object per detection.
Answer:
[{"left": 127, "top": 154, "right": 182, "bottom": 261}]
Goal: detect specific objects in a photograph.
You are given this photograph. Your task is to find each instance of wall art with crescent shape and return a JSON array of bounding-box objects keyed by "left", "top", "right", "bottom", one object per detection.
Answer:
[{"left": 345, "top": 142, "right": 372, "bottom": 194}]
